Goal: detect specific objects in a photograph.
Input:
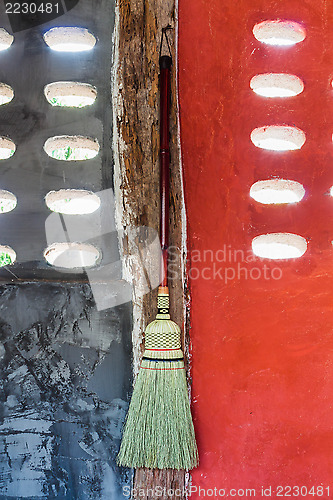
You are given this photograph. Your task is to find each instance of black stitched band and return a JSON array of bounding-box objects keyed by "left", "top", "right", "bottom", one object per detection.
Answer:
[{"left": 157, "top": 308, "right": 169, "bottom": 315}]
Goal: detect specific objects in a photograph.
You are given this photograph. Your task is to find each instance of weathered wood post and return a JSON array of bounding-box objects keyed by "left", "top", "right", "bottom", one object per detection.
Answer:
[{"left": 113, "top": 0, "right": 192, "bottom": 497}]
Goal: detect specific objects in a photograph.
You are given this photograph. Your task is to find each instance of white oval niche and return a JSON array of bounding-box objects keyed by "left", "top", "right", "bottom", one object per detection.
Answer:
[
  {"left": 43, "top": 136, "right": 99, "bottom": 161},
  {"left": 0, "top": 83, "right": 14, "bottom": 105},
  {"left": 250, "top": 73, "right": 304, "bottom": 98},
  {"left": 0, "top": 190, "right": 17, "bottom": 213},
  {"left": 250, "top": 179, "right": 305, "bottom": 204},
  {"left": 43, "top": 27, "right": 96, "bottom": 52},
  {"left": 251, "top": 126, "right": 306, "bottom": 151},
  {"left": 45, "top": 189, "right": 100, "bottom": 215},
  {"left": 253, "top": 20, "right": 306, "bottom": 46},
  {"left": 0, "top": 245, "right": 16, "bottom": 266},
  {"left": 44, "top": 82, "right": 97, "bottom": 108},
  {"left": 44, "top": 242, "right": 101, "bottom": 269},
  {"left": 252, "top": 233, "right": 307, "bottom": 259},
  {"left": 0, "top": 28, "right": 14, "bottom": 51},
  {"left": 0, "top": 137, "right": 15, "bottom": 159}
]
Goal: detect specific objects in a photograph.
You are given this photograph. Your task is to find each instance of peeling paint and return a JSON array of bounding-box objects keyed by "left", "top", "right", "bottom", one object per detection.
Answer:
[{"left": 112, "top": 2, "right": 146, "bottom": 378}]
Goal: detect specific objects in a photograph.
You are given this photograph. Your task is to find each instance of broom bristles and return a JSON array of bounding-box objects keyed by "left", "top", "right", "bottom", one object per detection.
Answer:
[
  {"left": 117, "top": 290, "right": 198, "bottom": 470},
  {"left": 117, "top": 296, "right": 198, "bottom": 470},
  {"left": 117, "top": 355, "right": 198, "bottom": 470}
]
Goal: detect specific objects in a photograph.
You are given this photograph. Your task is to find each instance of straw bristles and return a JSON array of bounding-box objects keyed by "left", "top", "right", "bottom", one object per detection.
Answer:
[{"left": 117, "top": 316, "right": 198, "bottom": 470}]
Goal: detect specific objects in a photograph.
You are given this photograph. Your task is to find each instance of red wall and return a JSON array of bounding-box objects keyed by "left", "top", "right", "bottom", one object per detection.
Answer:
[{"left": 178, "top": 1, "right": 333, "bottom": 496}]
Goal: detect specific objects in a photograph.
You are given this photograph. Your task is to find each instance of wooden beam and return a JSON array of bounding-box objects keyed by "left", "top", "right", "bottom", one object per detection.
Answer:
[{"left": 113, "top": 0, "right": 191, "bottom": 497}]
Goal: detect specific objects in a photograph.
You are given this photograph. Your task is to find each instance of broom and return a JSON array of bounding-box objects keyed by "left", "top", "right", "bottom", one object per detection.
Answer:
[{"left": 117, "top": 29, "right": 199, "bottom": 470}]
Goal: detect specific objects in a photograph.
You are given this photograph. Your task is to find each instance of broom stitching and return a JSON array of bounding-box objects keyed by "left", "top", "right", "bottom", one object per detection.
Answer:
[
  {"left": 140, "top": 366, "right": 185, "bottom": 371},
  {"left": 142, "top": 357, "right": 184, "bottom": 362},
  {"left": 145, "top": 348, "right": 180, "bottom": 351}
]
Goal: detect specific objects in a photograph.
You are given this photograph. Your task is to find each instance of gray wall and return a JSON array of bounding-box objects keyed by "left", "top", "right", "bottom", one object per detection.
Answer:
[
  {"left": 0, "top": 283, "right": 132, "bottom": 499},
  {"left": 0, "top": 0, "right": 114, "bottom": 276},
  {"left": 0, "top": 1, "right": 133, "bottom": 498}
]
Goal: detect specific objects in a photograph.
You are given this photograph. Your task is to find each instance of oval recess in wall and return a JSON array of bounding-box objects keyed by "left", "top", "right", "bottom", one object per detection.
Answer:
[
  {"left": 43, "top": 27, "right": 96, "bottom": 52},
  {"left": 250, "top": 179, "right": 305, "bottom": 204},
  {"left": 252, "top": 233, "right": 307, "bottom": 259},
  {"left": 44, "top": 82, "right": 97, "bottom": 108},
  {"left": 45, "top": 189, "right": 101, "bottom": 215},
  {"left": 44, "top": 242, "right": 101, "bottom": 269},
  {"left": 0, "top": 137, "right": 16, "bottom": 159},
  {"left": 0, "top": 245, "right": 16, "bottom": 266},
  {"left": 250, "top": 73, "right": 304, "bottom": 98},
  {"left": 43, "top": 136, "right": 99, "bottom": 161},
  {"left": 253, "top": 20, "right": 306, "bottom": 46},
  {"left": 0, "top": 83, "right": 14, "bottom": 105},
  {"left": 251, "top": 126, "right": 306, "bottom": 151},
  {"left": 0, "top": 28, "right": 14, "bottom": 51},
  {"left": 0, "top": 190, "right": 17, "bottom": 213}
]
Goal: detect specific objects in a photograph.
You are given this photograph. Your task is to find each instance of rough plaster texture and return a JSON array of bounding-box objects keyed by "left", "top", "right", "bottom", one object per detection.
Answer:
[
  {"left": 0, "top": 283, "right": 132, "bottom": 498},
  {"left": 179, "top": 0, "right": 333, "bottom": 493}
]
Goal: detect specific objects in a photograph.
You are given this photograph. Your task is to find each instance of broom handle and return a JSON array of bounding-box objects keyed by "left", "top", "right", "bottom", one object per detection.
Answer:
[{"left": 159, "top": 55, "right": 172, "bottom": 289}]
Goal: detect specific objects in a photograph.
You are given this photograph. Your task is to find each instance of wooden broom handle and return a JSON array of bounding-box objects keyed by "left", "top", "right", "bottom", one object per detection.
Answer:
[{"left": 159, "top": 55, "right": 172, "bottom": 288}]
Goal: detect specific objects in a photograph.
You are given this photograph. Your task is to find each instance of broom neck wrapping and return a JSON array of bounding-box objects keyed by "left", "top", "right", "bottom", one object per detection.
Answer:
[{"left": 156, "top": 285, "right": 170, "bottom": 319}]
